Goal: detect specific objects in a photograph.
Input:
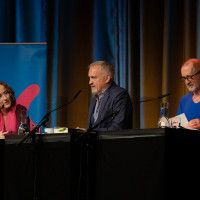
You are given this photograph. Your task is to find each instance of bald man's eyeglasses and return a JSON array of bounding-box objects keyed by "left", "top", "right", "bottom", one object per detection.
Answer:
[{"left": 180, "top": 71, "right": 200, "bottom": 81}]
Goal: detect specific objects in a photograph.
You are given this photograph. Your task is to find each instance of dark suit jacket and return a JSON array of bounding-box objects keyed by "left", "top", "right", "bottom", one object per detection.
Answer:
[{"left": 87, "top": 82, "right": 132, "bottom": 131}]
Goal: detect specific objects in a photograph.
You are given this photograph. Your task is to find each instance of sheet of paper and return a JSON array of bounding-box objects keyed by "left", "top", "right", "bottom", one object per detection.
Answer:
[
  {"left": 170, "top": 113, "right": 199, "bottom": 130},
  {"left": 169, "top": 113, "right": 188, "bottom": 127}
]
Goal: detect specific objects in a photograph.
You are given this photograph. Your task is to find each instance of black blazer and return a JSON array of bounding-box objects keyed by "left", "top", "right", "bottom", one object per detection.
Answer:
[{"left": 87, "top": 82, "right": 132, "bottom": 131}]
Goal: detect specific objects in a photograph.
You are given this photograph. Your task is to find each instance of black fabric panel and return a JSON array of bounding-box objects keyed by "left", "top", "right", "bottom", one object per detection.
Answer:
[
  {"left": 0, "top": 140, "right": 5, "bottom": 200},
  {"left": 165, "top": 128, "right": 200, "bottom": 199},
  {"left": 3, "top": 136, "right": 70, "bottom": 200},
  {"left": 95, "top": 136, "right": 165, "bottom": 200}
]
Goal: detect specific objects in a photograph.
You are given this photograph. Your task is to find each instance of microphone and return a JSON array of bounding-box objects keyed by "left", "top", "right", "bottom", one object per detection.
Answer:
[
  {"left": 74, "top": 108, "right": 121, "bottom": 142},
  {"left": 73, "top": 90, "right": 82, "bottom": 100},
  {"left": 38, "top": 89, "right": 82, "bottom": 127},
  {"left": 112, "top": 107, "right": 121, "bottom": 119},
  {"left": 90, "top": 107, "right": 121, "bottom": 131},
  {"left": 139, "top": 93, "right": 170, "bottom": 103},
  {"left": 158, "top": 93, "right": 170, "bottom": 99},
  {"left": 1, "top": 104, "right": 4, "bottom": 109},
  {"left": 18, "top": 90, "right": 82, "bottom": 146}
]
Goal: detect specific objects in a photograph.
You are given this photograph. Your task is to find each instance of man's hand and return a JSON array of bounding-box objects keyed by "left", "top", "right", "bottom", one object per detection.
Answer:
[
  {"left": 76, "top": 127, "right": 86, "bottom": 133},
  {"left": 187, "top": 119, "right": 200, "bottom": 129}
]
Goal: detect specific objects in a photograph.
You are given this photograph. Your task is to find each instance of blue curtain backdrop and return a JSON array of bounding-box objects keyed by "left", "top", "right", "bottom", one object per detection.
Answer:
[
  {"left": 0, "top": 0, "right": 46, "bottom": 42},
  {"left": 0, "top": 0, "right": 199, "bottom": 129},
  {"left": 93, "top": 0, "right": 131, "bottom": 91}
]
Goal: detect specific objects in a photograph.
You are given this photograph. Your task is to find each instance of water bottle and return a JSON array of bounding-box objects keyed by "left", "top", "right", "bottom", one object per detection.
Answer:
[
  {"left": 158, "top": 102, "right": 170, "bottom": 128},
  {"left": 18, "top": 110, "right": 30, "bottom": 135}
]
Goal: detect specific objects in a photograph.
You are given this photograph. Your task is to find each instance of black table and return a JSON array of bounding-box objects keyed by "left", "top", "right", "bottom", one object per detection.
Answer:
[{"left": 1, "top": 128, "right": 200, "bottom": 200}]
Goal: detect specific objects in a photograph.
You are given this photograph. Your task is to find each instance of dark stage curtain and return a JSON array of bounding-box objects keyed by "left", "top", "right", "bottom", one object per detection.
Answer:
[{"left": 0, "top": 0, "right": 199, "bottom": 129}]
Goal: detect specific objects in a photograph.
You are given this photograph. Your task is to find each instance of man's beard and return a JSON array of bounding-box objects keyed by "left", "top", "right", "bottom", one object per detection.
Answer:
[
  {"left": 186, "top": 82, "right": 200, "bottom": 92},
  {"left": 91, "top": 88, "right": 97, "bottom": 96}
]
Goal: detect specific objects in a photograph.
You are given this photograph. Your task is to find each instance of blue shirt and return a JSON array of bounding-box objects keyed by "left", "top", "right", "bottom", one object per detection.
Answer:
[
  {"left": 93, "top": 87, "right": 110, "bottom": 122},
  {"left": 177, "top": 92, "right": 200, "bottom": 121},
  {"left": 93, "top": 93, "right": 104, "bottom": 122}
]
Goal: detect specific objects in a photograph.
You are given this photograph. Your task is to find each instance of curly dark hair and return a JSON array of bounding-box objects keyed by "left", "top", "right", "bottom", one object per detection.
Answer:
[{"left": 0, "top": 81, "right": 16, "bottom": 106}]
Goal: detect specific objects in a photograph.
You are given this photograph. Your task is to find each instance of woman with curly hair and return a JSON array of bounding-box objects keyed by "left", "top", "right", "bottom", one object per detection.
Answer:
[{"left": 0, "top": 81, "right": 28, "bottom": 139}]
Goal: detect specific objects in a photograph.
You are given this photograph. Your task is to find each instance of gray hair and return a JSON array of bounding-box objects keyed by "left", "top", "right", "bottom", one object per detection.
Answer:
[{"left": 88, "top": 61, "right": 115, "bottom": 81}]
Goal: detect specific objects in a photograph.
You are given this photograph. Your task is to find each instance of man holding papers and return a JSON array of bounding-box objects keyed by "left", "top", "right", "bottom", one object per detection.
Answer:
[{"left": 177, "top": 58, "right": 200, "bottom": 129}]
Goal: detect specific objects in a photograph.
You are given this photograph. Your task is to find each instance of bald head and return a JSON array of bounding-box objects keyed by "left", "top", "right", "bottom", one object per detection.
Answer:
[
  {"left": 182, "top": 58, "right": 200, "bottom": 73},
  {"left": 181, "top": 58, "right": 200, "bottom": 93}
]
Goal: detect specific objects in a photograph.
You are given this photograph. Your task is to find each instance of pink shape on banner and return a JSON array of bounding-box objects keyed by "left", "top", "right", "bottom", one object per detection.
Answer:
[{"left": 16, "top": 84, "right": 40, "bottom": 129}]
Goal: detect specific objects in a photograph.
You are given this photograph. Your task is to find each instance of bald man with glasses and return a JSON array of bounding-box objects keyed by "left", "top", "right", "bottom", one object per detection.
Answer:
[{"left": 177, "top": 58, "right": 200, "bottom": 129}]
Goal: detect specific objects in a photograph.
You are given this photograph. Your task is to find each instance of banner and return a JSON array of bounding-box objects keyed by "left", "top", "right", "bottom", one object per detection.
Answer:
[{"left": 0, "top": 43, "right": 47, "bottom": 130}]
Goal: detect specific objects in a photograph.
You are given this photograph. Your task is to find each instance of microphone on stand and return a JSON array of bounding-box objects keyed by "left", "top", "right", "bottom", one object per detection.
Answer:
[
  {"left": 18, "top": 89, "right": 82, "bottom": 145},
  {"left": 111, "top": 107, "right": 121, "bottom": 120},
  {"left": 139, "top": 93, "right": 170, "bottom": 103},
  {"left": 90, "top": 107, "right": 121, "bottom": 131},
  {"left": 37, "top": 89, "right": 82, "bottom": 128},
  {"left": 74, "top": 107, "right": 121, "bottom": 142},
  {"left": 158, "top": 93, "right": 170, "bottom": 99}
]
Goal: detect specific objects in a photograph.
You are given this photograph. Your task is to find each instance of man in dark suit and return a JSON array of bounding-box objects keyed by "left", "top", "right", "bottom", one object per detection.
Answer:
[{"left": 87, "top": 61, "right": 133, "bottom": 131}]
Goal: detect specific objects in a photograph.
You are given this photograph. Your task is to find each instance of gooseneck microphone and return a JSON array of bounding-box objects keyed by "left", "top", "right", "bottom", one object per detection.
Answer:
[
  {"left": 111, "top": 107, "right": 121, "bottom": 119},
  {"left": 139, "top": 93, "right": 170, "bottom": 103},
  {"left": 72, "top": 89, "right": 82, "bottom": 100},
  {"left": 19, "top": 90, "right": 82, "bottom": 145},
  {"left": 89, "top": 107, "right": 121, "bottom": 131},
  {"left": 74, "top": 107, "right": 121, "bottom": 142},
  {"left": 38, "top": 89, "right": 82, "bottom": 125},
  {"left": 158, "top": 93, "right": 170, "bottom": 99}
]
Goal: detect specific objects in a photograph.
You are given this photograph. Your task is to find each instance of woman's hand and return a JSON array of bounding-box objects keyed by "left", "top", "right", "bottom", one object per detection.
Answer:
[{"left": 0, "top": 131, "right": 8, "bottom": 139}]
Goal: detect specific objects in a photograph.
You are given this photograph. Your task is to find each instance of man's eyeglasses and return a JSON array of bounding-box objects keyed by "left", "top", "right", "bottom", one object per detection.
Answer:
[{"left": 180, "top": 71, "right": 200, "bottom": 81}]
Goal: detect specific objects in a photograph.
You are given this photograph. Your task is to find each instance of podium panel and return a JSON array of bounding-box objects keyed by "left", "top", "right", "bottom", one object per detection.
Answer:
[
  {"left": 1, "top": 128, "right": 200, "bottom": 200},
  {"left": 95, "top": 135, "right": 165, "bottom": 200},
  {"left": 3, "top": 134, "right": 71, "bottom": 200}
]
